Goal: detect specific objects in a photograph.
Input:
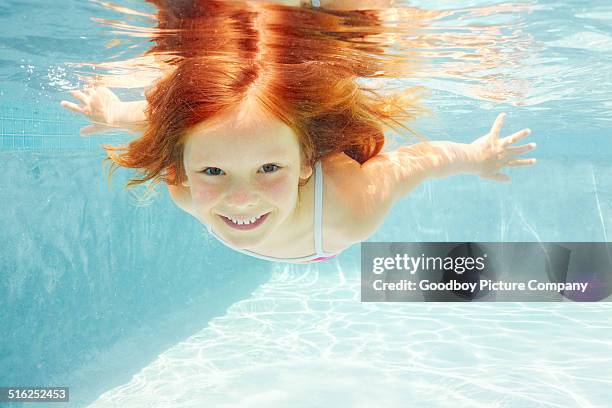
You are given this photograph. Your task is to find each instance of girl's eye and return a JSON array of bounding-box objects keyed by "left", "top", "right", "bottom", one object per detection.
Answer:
[
  {"left": 201, "top": 167, "right": 225, "bottom": 176},
  {"left": 260, "top": 164, "right": 281, "bottom": 173}
]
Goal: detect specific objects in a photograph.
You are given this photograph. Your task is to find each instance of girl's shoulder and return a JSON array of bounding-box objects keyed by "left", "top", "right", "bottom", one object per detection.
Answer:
[
  {"left": 320, "top": 151, "right": 367, "bottom": 202},
  {"left": 319, "top": 152, "right": 374, "bottom": 248}
]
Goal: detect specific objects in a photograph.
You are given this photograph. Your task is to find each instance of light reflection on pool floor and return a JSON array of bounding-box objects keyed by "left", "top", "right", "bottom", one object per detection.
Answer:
[{"left": 87, "top": 266, "right": 612, "bottom": 408}]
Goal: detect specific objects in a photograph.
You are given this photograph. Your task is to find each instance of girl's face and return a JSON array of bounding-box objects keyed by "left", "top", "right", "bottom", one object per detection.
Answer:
[{"left": 182, "top": 106, "right": 312, "bottom": 249}]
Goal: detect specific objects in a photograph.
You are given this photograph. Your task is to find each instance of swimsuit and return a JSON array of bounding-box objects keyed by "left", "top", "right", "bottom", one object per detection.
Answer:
[{"left": 205, "top": 161, "right": 341, "bottom": 264}]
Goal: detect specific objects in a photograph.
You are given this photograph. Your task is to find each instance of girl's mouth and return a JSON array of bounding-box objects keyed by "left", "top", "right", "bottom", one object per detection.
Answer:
[{"left": 219, "top": 212, "right": 270, "bottom": 230}]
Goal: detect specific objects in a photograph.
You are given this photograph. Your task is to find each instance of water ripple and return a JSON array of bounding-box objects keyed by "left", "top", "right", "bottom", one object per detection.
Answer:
[{"left": 86, "top": 266, "right": 612, "bottom": 407}]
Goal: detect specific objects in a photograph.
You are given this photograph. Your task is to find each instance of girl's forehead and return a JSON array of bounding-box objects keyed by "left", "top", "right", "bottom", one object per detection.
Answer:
[
  {"left": 186, "top": 119, "right": 296, "bottom": 146},
  {"left": 183, "top": 117, "right": 300, "bottom": 162},
  {"left": 187, "top": 103, "right": 293, "bottom": 139},
  {"left": 191, "top": 99, "right": 281, "bottom": 132}
]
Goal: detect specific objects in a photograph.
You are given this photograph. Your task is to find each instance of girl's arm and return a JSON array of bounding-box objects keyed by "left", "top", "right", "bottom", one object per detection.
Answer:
[
  {"left": 60, "top": 87, "right": 147, "bottom": 135},
  {"left": 340, "top": 113, "right": 536, "bottom": 241}
]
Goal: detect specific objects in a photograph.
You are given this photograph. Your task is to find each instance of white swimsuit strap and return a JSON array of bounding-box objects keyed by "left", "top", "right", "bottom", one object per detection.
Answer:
[{"left": 314, "top": 160, "right": 324, "bottom": 254}]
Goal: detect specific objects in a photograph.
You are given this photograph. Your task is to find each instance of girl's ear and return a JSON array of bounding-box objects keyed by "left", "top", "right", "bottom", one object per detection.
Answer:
[
  {"left": 181, "top": 179, "right": 190, "bottom": 188},
  {"left": 299, "top": 163, "right": 313, "bottom": 180}
]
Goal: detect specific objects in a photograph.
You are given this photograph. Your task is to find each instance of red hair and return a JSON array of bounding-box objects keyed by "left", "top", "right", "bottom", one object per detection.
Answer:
[{"left": 103, "top": 0, "right": 424, "bottom": 188}]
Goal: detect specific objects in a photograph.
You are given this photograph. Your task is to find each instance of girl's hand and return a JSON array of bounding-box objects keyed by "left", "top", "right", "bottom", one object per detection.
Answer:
[
  {"left": 469, "top": 112, "right": 537, "bottom": 182},
  {"left": 60, "top": 86, "right": 125, "bottom": 135}
]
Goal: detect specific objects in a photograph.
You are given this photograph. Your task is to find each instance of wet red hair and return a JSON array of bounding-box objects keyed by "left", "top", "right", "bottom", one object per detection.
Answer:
[{"left": 103, "top": 0, "right": 424, "bottom": 188}]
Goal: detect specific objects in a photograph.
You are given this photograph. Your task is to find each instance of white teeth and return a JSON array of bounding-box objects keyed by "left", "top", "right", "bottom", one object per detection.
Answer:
[{"left": 227, "top": 214, "right": 263, "bottom": 225}]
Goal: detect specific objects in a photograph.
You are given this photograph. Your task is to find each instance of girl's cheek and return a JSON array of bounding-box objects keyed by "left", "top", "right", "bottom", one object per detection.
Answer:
[
  {"left": 264, "top": 176, "right": 295, "bottom": 199},
  {"left": 191, "top": 182, "right": 222, "bottom": 203}
]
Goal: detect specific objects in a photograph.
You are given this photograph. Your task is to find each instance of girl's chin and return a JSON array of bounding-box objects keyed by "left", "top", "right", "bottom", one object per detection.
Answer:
[{"left": 218, "top": 218, "right": 273, "bottom": 249}]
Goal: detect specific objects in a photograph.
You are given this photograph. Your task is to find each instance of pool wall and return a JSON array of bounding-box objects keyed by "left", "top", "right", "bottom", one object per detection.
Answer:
[{"left": 0, "top": 150, "right": 273, "bottom": 406}]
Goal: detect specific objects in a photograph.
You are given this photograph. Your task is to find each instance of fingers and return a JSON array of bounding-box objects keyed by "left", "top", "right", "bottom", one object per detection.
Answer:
[
  {"left": 70, "top": 90, "right": 89, "bottom": 103},
  {"left": 60, "top": 100, "right": 87, "bottom": 115},
  {"left": 489, "top": 112, "right": 506, "bottom": 137},
  {"left": 61, "top": 89, "right": 92, "bottom": 116},
  {"left": 506, "top": 142, "right": 536, "bottom": 156},
  {"left": 507, "top": 158, "right": 537, "bottom": 167},
  {"left": 503, "top": 128, "right": 532, "bottom": 146}
]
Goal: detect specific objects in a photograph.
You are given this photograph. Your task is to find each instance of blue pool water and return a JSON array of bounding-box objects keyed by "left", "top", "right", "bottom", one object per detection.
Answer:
[{"left": 1, "top": 0, "right": 611, "bottom": 407}]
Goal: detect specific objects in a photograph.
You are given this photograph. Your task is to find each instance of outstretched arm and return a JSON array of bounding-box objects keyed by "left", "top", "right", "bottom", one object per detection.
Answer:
[
  {"left": 340, "top": 113, "right": 537, "bottom": 242},
  {"left": 379, "top": 112, "right": 536, "bottom": 199},
  {"left": 60, "top": 87, "right": 147, "bottom": 135}
]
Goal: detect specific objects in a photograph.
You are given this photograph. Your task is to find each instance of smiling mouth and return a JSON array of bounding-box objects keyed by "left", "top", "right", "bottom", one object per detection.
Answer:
[{"left": 219, "top": 212, "right": 270, "bottom": 230}]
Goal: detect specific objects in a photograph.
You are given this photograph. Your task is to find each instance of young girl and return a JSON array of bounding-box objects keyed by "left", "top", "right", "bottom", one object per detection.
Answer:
[{"left": 61, "top": 0, "right": 536, "bottom": 264}]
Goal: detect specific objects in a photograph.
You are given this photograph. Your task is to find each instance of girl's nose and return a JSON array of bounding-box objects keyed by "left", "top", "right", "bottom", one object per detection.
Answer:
[{"left": 226, "top": 183, "right": 259, "bottom": 209}]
